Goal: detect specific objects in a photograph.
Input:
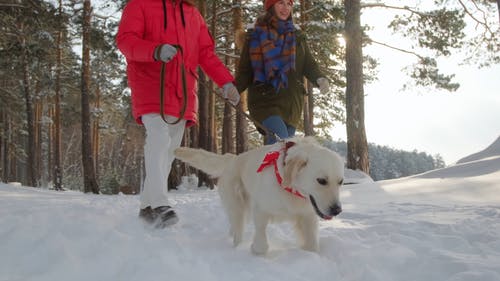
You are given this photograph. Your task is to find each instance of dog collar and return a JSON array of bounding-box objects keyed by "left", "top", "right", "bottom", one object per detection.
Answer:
[{"left": 256, "top": 141, "right": 306, "bottom": 199}]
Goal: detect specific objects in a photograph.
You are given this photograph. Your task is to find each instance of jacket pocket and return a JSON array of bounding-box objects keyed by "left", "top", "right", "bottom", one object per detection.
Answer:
[
  {"left": 252, "top": 82, "right": 275, "bottom": 96},
  {"left": 186, "top": 67, "right": 199, "bottom": 95}
]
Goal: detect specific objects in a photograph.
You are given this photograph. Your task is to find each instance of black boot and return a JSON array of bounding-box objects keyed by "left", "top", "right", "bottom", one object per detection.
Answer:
[{"left": 139, "top": 206, "right": 179, "bottom": 228}]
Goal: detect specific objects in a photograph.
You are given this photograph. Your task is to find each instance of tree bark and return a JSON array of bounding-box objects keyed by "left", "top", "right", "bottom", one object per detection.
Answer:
[
  {"left": 34, "top": 89, "right": 42, "bottom": 185},
  {"left": 233, "top": 0, "right": 248, "bottom": 154},
  {"left": 19, "top": 26, "right": 37, "bottom": 187},
  {"left": 497, "top": 0, "right": 500, "bottom": 23},
  {"left": 300, "top": 0, "right": 314, "bottom": 136},
  {"left": 93, "top": 85, "right": 100, "bottom": 180},
  {"left": 222, "top": 12, "right": 234, "bottom": 154},
  {"left": 53, "top": 0, "right": 63, "bottom": 190},
  {"left": 48, "top": 104, "right": 54, "bottom": 186},
  {"left": 303, "top": 81, "right": 315, "bottom": 136},
  {"left": 197, "top": 0, "right": 209, "bottom": 154},
  {"left": 208, "top": 1, "right": 217, "bottom": 152},
  {"left": 344, "top": 0, "right": 370, "bottom": 173},
  {"left": 81, "top": 0, "right": 99, "bottom": 193},
  {"left": 0, "top": 110, "right": 2, "bottom": 181},
  {"left": 192, "top": 0, "right": 214, "bottom": 188},
  {"left": 222, "top": 101, "right": 234, "bottom": 154},
  {"left": 1, "top": 110, "right": 7, "bottom": 181}
]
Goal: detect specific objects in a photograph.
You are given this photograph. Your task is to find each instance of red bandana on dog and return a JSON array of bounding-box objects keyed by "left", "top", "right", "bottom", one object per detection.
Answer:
[{"left": 256, "top": 142, "right": 305, "bottom": 199}]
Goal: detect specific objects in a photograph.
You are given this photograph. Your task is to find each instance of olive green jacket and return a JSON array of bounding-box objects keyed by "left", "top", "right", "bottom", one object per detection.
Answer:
[{"left": 236, "top": 28, "right": 324, "bottom": 130}]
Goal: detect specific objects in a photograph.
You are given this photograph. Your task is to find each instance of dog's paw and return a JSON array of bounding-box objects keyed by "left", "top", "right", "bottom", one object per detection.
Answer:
[
  {"left": 251, "top": 241, "right": 269, "bottom": 255},
  {"left": 230, "top": 229, "right": 243, "bottom": 247},
  {"left": 301, "top": 241, "right": 319, "bottom": 252},
  {"left": 233, "top": 236, "right": 242, "bottom": 247}
]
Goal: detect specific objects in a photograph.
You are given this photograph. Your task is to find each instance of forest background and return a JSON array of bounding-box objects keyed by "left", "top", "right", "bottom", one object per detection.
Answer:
[{"left": 0, "top": 0, "right": 498, "bottom": 194}]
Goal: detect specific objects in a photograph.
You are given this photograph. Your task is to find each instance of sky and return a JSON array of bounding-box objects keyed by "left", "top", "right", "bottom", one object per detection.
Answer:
[
  {"left": 329, "top": 4, "right": 500, "bottom": 165},
  {"left": 1, "top": 141, "right": 499, "bottom": 281}
]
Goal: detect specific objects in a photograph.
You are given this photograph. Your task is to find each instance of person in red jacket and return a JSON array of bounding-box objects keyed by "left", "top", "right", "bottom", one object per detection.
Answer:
[{"left": 116, "top": 0, "right": 240, "bottom": 228}]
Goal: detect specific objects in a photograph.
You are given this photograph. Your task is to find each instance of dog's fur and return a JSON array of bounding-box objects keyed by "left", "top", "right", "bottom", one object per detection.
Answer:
[{"left": 174, "top": 137, "right": 344, "bottom": 254}]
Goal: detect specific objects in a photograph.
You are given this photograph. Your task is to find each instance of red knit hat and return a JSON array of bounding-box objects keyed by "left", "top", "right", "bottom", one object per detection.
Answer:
[{"left": 264, "top": 0, "right": 293, "bottom": 11}]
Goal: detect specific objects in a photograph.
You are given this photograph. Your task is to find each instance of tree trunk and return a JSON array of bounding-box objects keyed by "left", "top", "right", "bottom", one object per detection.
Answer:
[
  {"left": 93, "top": 85, "right": 100, "bottom": 180},
  {"left": 53, "top": 1, "right": 63, "bottom": 190},
  {"left": 344, "top": 0, "right": 369, "bottom": 173},
  {"left": 497, "top": 0, "right": 500, "bottom": 23},
  {"left": 194, "top": 1, "right": 214, "bottom": 188},
  {"left": 222, "top": 19, "right": 233, "bottom": 154},
  {"left": 1, "top": 110, "right": 7, "bottom": 181},
  {"left": 48, "top": 104, "right": 54, "bottom": 186},
  {"left": 81, "top": 0, "right": 99, "bottom": 193},
  {"left": 34, "top": 90, "right": 42, "bottom": 185},
  {"left": 300, "top": 0, "right": 314, "bottom": 136},
  {"left": 198, "top": 73, "right": 209, "bottom": 152},
  {"left": 20, "top": 27, "right": 37, "bottom": 187},
  {"left": 197, "top": 70, "right": 212, "bottom": 189},
  {"left": 303, "top": 81, "right": 315, "bottom": 136},
  {"left": 222, "top": 103, "right": 234, "bottom": 154},
  {"left": 189, "top": 125, "right": 198, "bottom": 148},
  {"left": 233, "top": 0, "right": 248, "bottom": 154},
  {"left": 209, "top": 1, "right": 217, "bottom": 152},
  {"left": 236, "top": 96, "right": 248, "bottom": 154},
  {"left": 0, "top": 110, "right": 2, "bottom": 181},
  {"left": 222, "top": 0, "right": 238, "bottom": 154},
  {"left": 6, "top": 115, "right": 16, "bottom": 181},
  {"left": 197, "top": 0, "right": 209, "bottom": 154},
  {"left": 208, "top": 80, "right": 216, "bottom": 152}
]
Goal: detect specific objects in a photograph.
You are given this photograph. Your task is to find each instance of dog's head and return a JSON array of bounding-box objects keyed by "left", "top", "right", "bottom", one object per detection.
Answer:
[{"left": 282, "top": 139, "right": 344, "bottom": 220}]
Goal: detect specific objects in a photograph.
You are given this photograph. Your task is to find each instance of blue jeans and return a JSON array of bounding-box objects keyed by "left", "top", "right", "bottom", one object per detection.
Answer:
[{"left": 262, "top": 115, "right": 296, "bottom": 145}]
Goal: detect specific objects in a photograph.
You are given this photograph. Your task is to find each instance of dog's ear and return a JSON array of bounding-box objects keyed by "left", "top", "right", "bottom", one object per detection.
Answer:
[{"left": 282, "top": 156, "right": 307, "bottom": 187}]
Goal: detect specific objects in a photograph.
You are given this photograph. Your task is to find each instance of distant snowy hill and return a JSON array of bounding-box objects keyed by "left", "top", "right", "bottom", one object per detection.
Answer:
[{"left": 457, "top": 135, "right": 500, "bottom": 164}]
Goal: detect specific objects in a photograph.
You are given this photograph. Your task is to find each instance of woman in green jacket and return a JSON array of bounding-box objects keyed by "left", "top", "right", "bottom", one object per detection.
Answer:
[{"left": 236, "top": 0, "right": 329, "bottom": 144}]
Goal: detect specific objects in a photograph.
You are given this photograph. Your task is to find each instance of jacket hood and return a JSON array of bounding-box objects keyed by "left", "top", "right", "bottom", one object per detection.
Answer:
[{"left": 162, "top": 0, "right": 191, "bottom": 29}]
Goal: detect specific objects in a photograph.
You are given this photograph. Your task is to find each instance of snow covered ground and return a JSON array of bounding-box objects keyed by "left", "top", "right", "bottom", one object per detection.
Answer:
[{"left": 1, "top": 150, "right": 499, "bottom": 281}]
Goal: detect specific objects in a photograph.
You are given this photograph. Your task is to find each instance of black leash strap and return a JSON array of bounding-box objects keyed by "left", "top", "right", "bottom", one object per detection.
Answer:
[
  {"left": 213, "top": 89, "right": 282, "bottom": 143},
  {"left": 159, "top": 44, "right": 187, "bottom": 125}
]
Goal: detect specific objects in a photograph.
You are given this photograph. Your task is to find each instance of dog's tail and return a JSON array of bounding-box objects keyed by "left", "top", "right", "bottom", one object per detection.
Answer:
[{"left": 174, "top": 147, "right": 235, "bottom": 177}]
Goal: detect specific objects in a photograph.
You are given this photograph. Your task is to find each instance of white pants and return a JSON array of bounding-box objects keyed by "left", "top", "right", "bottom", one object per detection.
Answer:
[{"left": 140, "top": 114, "right": 186, "bottom": 209}]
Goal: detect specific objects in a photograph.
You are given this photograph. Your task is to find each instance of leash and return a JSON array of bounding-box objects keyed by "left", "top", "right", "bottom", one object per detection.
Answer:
[
  {"left": 158, "top": 48, "right": 282, "bottom": 142},
  {"left": 211, "top": 87, "right": 283, "bottom": 143},
  {"left": 159, "top": 44, "right": 187, "bottom": 125}
]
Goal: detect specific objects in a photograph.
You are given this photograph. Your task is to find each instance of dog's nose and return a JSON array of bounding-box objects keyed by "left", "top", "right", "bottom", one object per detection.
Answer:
[{"left": 329, "top": 204, "right": 342, "bottom": 216}]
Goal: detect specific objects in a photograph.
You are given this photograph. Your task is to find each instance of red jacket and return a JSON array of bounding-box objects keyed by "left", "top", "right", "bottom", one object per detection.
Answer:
[{"left": 116, "top": 0, "right": 234, "bottom": 126}]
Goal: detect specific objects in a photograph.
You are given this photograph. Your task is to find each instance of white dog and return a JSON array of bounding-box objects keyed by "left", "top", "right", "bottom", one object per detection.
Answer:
[{"left": 174, "top": 136, "right": 344, "bottom": 254}]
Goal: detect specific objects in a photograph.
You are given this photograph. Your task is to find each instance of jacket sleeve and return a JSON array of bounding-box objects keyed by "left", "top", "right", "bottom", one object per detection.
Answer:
[
  {"left": 116, "top": 0, "right": 157, "bottom": 62},
  {"left": 197, "top": 15, "right": 234, "bottom": 87},
  {"left": 300, "top": 33, "right": 324, "bottom": 86},
  {"left": 235, "top": 33, "right": 253, "bottom": 93}
]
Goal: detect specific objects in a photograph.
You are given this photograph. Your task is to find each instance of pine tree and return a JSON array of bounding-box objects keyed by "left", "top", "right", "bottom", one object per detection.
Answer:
[{"left": 81, "top": 0, "right": 99, "bottom": 193}]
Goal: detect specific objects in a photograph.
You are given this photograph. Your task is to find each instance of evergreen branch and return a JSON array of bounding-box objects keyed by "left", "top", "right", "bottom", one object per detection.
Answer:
[
  {"left": 0, "top": 3, "right": 26, "bottom": 8},
  {"left": 206, "top": 6, "right": 236, "bottom": 22},
  {"left": 93, "top": 13, "right": 120, "bottom": 21},
  {"left": 368, "top": 39, "right": 424, "bottom": 60},
  {"left": 457, "top": 0, "right": 495, "bottom": 35},
  {"left": 216, "top": 51, "right": 240, "bottom": 59},
  {"left": 361, "top": 3, "right": 427, "bottom": 17},
  {"left": 302, "top": 6, "right": 322, "bottom": 16},
  {"left": 0, "top": 88, "right": 15, "bottom": 95}
]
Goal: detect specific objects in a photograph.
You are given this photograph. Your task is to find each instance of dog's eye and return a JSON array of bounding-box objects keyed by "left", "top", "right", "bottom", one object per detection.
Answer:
[
  {"left": 317, "top": 178, "right": 328, "bottom": 185},
  {"left": 338, "top": 179, "right": 344, "bottom": 185}
]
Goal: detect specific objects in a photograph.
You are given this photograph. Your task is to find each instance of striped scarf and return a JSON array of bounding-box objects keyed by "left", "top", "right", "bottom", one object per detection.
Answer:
[{"left": 249, "top": 16, "right": 296, "bottom": 92}]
